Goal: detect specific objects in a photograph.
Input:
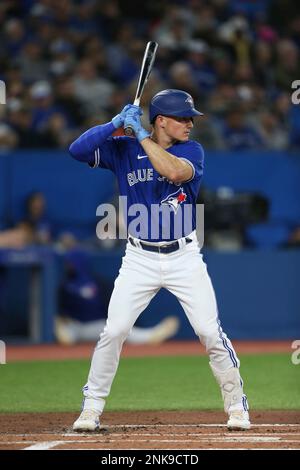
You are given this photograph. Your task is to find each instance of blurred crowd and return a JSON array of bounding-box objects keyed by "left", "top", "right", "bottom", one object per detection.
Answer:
[{"left": 0, "top": 0, "right": 300, "bottom": 151}]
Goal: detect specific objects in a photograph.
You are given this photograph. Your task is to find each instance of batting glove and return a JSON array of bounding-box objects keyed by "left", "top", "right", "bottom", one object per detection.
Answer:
[
  {"left": 111, "top": 105, "right": 142, "bottom": 129},
  {"left": 124, "top": 110, "right": 150, "bottom": 142}
]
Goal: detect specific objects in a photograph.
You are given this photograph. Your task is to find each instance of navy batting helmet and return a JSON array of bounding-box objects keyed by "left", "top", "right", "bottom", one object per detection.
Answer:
[{"left": 149, "top": 89, "right": 203, "bottom": 123}]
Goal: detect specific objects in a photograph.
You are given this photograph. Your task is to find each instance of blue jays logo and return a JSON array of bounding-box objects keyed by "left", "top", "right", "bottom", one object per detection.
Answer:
[{"left": 161, "top": 187, "right": 187, "bottom": 213}]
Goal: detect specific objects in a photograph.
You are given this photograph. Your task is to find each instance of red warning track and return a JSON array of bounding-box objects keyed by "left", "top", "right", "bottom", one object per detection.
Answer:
[{"left": 6, "top": 340, "right": 293, "bottom": 362}]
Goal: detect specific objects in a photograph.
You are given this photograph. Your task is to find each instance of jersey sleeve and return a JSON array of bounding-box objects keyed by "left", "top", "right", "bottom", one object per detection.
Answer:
[
  {"left": 90, "top": 138, "right": 119, "bottom": 172},
  {"left": 69, "top": 123, "right": 130, "bottom": 173},
  {"left": 91, "top": 136, "right": 132, "bottom": 173},
  {"left": 170, "top": 141, "right": 204, "bottom": 182}
]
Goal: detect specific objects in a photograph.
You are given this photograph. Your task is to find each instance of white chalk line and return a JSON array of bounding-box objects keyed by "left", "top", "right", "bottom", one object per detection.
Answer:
[
  {"left": 2, "top": 434, "right": 300, "bottom": 443},
  {"left": 6, "top": 436, "right": 299, "bottom": 451},
  {"left": 3, "top": 432, "right": 300, "bottom": 442},
  {"left": 21, "top": 439, "right": 300, "bottom": 452},
  {"left": 59, "top": 438, "right": 300, "bottom": 443},
  {"left": 63, "top": 432, "right": 300, "bottom": 437},
  {"left": 24, "top": 441, "right": 63, "bottom": 450},
  {"left": 5, "top": 438, "right": 300, "bottom": 443},
  {"left": 93, "top": 423, "right": 300, "bottom": 428}
]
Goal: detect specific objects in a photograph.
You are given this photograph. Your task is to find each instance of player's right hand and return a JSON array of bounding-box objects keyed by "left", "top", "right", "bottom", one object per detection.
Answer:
[
  {"left": 123, "top": 109, "right": 149, "bottom": 142},
  {"left": 112, "top": 105, "right": 142, "bottom": 129}
]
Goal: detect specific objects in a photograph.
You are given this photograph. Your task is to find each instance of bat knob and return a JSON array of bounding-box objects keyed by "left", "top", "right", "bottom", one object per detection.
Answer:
[{"left": 124, "top": 125, "right": 135, "bottom": 136}]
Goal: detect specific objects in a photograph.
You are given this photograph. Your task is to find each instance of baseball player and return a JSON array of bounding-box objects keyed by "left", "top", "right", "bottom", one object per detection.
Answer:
[{"left": 69, "top": 89, "right": 250, "bottom": 431}]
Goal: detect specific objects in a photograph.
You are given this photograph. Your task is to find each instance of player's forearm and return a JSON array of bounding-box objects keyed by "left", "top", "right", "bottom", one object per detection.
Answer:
[
  {"left": 140, "top": 138, "right": 192, "bottom": 183},
  {"left": 69, "top": 122, "right": 115, "bottom": 163}
]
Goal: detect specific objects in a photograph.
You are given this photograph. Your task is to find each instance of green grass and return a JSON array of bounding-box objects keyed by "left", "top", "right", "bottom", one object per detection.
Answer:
[{"left": 0, "top": 354, "right": 299, "bottom": 413}]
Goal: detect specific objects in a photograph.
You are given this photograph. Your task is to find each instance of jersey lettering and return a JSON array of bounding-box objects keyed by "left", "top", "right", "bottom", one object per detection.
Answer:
[{"left": 127, "top": 168, "right": 154, "bottom": 187}]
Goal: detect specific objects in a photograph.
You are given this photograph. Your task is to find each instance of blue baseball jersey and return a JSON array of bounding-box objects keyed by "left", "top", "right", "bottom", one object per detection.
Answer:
[{"left": 92, "top": 136, "right": 204, "bottom": 242}]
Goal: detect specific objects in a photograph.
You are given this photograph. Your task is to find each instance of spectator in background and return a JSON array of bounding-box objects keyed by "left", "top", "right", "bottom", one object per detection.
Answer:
[
  {"left": 0, "top": 222, "right": 33, "bottom": 249},
  {"left": 42, "top": 112, "right": 77, "bottom": 148},
  {"left": 106, "top": 24, "right": 137, "bottom": 83},
  {"left": 275, "top": 39, "right": 300, "bottom": 91},
  {"left": 208, "top": 82, "right": 237, "bottom": 117},
  {"left": 0, "top": 122, "right": 18, "bottom": 150},
  {"left": 4, "top": 64, "right": 25, "bottom": 101},
  {"left": 252, "top": 41, "right": 275, "bottom": 89},
  {"left": 29, "top": 80, "right": 75, "bottom": 147},
  {"left": 222, "top": 105, "right": 264, "bottom": 150},
  {"left": 153, "top": 5, "right": 192, "bottom": 53},
  {"left": 168, "top": 61, "right": 201, "bottom": 102},
  {"left": 257, "top": 110, "right": 288, "bottom": 150},
  {"left": 273, "top": 92, "right": 291, "bottom": 130},
  {"left": 48, "top": 38, "right": 75, "bottom": 78},
  {"left": 212, "top": 49, "right": 233, "bottom": 86},
  {"left": 3, "top": 18, "right": 27, "bottom": 57},
  {"left": 94, "top": 0, "right": 123, "bottom": 42},
  {"left": 23, "top": 191, "right": 52, "bottom": 245},
  {"left": 7, "top": 99, "right": 50, "bottom": 148},
  {"left": 17, "top": 38, "right": 48, "bottom": 84},
  {"left": 186, "top": 40, "right": 216, "bottom": 95},
  {"left": 72, "top": 58, "right": 115, "bottom": 117},
  {"left": 55, "top": 250, "right": 179, "bottom": 345},
  {"left": 54, "top": 74, "right": 89, "bottom": 127},
  {"left": 0, "top": 191, "right": 52, "bottom": 249}
]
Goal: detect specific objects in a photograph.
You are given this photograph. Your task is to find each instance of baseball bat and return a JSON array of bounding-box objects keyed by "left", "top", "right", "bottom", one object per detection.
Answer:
[{"left": 124, "top": 41, "right": 158, "bottom": 136}]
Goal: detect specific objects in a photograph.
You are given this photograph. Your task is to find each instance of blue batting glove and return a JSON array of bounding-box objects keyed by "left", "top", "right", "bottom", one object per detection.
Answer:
[
  {"left": 124, "top": 111, "right": 150, "bottom": 142},
  {"left": 111, "top": 105, "right": 142, "bottom": 129}
]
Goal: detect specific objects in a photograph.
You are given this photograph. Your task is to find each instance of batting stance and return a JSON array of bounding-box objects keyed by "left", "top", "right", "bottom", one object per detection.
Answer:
[{"left": 69, "top": 89, "right": 250, "bottom": 431}]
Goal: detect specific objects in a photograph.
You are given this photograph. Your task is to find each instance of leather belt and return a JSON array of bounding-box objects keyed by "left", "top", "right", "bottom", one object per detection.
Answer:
[{"left": 129, "top": 236, "right": 192, "bottom": 254}]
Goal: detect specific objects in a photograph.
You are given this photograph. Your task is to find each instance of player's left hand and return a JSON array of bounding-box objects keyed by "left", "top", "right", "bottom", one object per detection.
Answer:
[{"left": 124, "top": 108, "right": 150, "bottom": 142}]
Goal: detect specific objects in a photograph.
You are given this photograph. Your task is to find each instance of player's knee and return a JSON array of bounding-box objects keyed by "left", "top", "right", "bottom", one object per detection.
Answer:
[
  {"left": 104, "top": 324, "right": 131, "bottom": 340},
  {"left": 195, "top": 327, "right": 219, "bottom": 347}
]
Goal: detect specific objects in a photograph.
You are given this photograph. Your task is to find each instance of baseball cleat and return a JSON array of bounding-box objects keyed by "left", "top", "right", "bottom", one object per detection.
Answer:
[
  {"left": 73, "top": 409, "right": 100, "bottom": 432},
  {"left": 227, "top": 410, "right": 251, "bottom": 431}
]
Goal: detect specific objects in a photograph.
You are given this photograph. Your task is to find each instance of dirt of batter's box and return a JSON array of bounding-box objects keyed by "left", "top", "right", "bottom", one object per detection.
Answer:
[{"left": 0, "top": 410, "right": 299, "bottom": 434}]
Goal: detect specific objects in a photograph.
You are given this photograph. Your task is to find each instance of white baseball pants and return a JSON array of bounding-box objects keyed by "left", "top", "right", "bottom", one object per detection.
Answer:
[{"left": 82, "top": 232, "right": 242, "bottom": 413}]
